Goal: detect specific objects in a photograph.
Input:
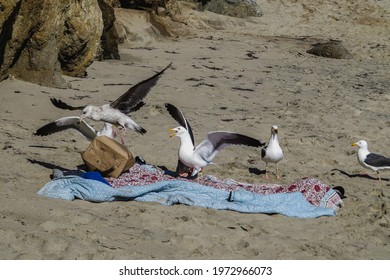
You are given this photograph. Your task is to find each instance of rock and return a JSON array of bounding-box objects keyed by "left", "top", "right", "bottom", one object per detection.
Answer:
[
  {"left": 307, "top": 40, "right": 353, "bottom": 59},
  {"left": 202, "top": 0, "right": 262, "bottom": 18},
  {"left": 118, "top": 0, "right": 168, "bottom": 9},
  {"left": 0, "top": 0, "right": 104, "bottom": 88},
  {"left": 105, "top": 0, "right": 121, "bottom": 7},
  {"left": 98, "top": 0, "right": 120, "bottom": 60},
  {"left": 57, "top": 1, "right": 104, "bottom": 79}
]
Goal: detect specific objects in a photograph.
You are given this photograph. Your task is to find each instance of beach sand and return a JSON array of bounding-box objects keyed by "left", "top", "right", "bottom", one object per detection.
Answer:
[{"left": 0, "top": 1, "right": 389, "bottom": 259}]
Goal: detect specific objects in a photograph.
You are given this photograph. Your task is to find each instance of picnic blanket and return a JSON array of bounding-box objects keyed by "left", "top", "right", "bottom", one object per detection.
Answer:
[{"left": 37, "top": 164, "right": 343, "bottom": 218}]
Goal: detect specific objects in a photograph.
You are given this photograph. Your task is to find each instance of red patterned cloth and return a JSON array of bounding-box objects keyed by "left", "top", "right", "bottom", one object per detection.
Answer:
[{"left": 107, "top": 164, "right": 343, "bottom": 209}]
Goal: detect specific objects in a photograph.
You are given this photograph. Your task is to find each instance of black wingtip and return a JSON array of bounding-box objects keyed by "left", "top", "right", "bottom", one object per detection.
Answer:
[
  {"left": 34, "top": 122, "right": 57, "bottom": 136},
  {"left": 165, "top": 102, "right": 179, "bottom": 117},
  {"left": 137, "top": 127, "right": 147, "bottom": 135},
  {"left": 259, "top": 140, "right": 267, "bottom": 147},
  {"left": 50, "top": 97, "right": 68, "bottom": 110},
  {"left": 50, "top": 97, "right": 84, "bottom": 111},
  {"left": 165, "top": 102, "right": 174, "bottom": 111},
  {"left": 234, "top": 133, "right": 266, "bottom": 148},
  {"left": 165, "top": 103, "right": 182, "bottom": 124}
]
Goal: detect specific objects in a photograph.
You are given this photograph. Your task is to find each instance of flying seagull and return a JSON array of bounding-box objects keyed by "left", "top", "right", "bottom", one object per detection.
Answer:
[
  {"left": 352, "top": 140, "right": 390, "bottom": 181},
  {"left": 261, "top": 125, "right": 284, "bottom": 179},
  {"left": 165, "top": 103, "right": 265, "bottom": 177},
  {"left": 50, "top": 62, "right": 172, "bottom": 143},
  {"left": 49, "top": 97, "right": 146, "bottom": 114},
  {"left": 34, "top": 116, "right": 115, "bottom": 141}
]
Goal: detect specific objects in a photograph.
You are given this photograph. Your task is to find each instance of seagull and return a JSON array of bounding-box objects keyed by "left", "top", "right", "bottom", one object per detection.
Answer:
[
  {"left": 261, "top": 125, "right": 284, "bottom": 179},
  {"left": 165, "top": 103, "right": 265, "bottom": 177},
  {"left": 34, "top": 116, "right": 115, "bottom": 141},
  {"left": 50, "top": 62, "right": 172, "bottom": 143},
  {"left": 352, "top": 140, "right": 390, "bottom": 181},
  {"left": 50, "top": 97, "right": 146, "bottom": 114}
]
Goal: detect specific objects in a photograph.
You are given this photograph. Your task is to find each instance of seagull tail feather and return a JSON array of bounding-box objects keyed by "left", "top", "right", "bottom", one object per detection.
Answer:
[{"left": 136, "top": 126, "right": 147, "bottom": 134}]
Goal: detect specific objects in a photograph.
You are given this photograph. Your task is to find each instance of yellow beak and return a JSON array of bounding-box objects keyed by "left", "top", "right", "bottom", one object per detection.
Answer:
[
  {"left": 168, "top": 128, "right": 176, "bottom": 138},
  {"left": 351, "top": 142, "right": 358, "bottom": 147}
]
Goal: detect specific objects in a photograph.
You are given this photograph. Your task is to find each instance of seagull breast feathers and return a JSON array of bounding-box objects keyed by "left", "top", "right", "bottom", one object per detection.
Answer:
[{"left": 262, "top": 133, "right": 283, "bottom": 163}]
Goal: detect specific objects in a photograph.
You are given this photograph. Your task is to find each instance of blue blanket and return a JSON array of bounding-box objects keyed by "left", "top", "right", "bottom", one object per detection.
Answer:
[{"left": 37, "top": 176, "right": 336, "bottom": 218}]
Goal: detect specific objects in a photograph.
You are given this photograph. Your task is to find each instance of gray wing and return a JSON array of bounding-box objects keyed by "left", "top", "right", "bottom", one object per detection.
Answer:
[
  {"left": 365, "top": 153, "right": 390, "bottom": 167},
  {"left": 34, "top": 116, "right": 97, "bottom": 140},
  {"left": 110, "top": 62, "right": 172, "bottom": 114},
  {"left": 165, "top": 102, "right": 195, "bottom": 147},
  {"left": 194, "top": 131, "right": 265, "bottom": 162}
]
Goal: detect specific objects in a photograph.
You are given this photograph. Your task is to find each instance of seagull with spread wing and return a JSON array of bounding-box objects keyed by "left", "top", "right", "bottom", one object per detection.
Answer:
[
  {"left": 34, "top": 116, "right": 114, "bottom": 141},
  {"left": 49, "top": 62, "right": 172, "bottom": 144},
  {"left": 165, "top": 103, "right": 265, "bottom": 178}
]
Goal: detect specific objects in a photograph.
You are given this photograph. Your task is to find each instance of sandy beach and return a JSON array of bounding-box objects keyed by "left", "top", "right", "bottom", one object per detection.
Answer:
[{"left": 0, "top": 1, "right": 389, "bottom": 259}]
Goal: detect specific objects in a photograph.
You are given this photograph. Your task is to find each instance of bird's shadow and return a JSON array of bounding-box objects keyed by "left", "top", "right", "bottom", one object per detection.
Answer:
[
  {"left": 27, "top": 158, "right": 87, "bottom": 177},
  {"left": 248, "top": 167, "right": 266, "bottom": 176},
  {"left": 157, "top": 165, "right": 175, "bottom": 176},
  {"left": 157, "top": 165, "right": 199, "bottom": 180},
  {"left": 331, "top": 168, "right": 389, "bottom": 182}
]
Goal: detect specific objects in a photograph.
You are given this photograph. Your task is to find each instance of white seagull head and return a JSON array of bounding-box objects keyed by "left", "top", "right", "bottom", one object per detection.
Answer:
[
  {"left": 169, "top": 126, "right": 187, "bottom": 138},
  {"left": 271, "top": 125, "right": 279, "bottom": 134},
  {"left": 80, "top": 105, "right": 100, "bottom": 122},
  {"left": 352, "top": 140, "right": 368, "bottom": 150}
]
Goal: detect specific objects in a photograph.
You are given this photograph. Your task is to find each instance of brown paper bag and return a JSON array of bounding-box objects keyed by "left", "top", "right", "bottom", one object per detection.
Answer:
[{"left": 81, "top": 136, "right": 135, "bottom": 178}]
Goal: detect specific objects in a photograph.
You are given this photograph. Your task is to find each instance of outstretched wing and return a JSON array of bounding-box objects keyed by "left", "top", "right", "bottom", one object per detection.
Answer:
[
  {"left": 195, "top": 131, "right": 265, "bottom": 162},
  {"left": 50, "top": 98, "right": 85, "bottom": 111},
  {"left": 110, "top": 62, "right": 172, "bottom": 114},
  {"left": 165, "top": 102, "right": 195, "bottom": 147},
  {"left": 34, "top": 116, "right": 97, "bottom": 140}
]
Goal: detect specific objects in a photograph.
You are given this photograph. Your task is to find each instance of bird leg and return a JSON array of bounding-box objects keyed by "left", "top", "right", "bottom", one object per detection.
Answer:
[
  {"left": 275, "top": 164, "right": 282, "bottom": 179},
  {"left": 113, "top": 127, "right": 118, "bottom": 138},
  {"left": 175, "top": 160, "right": 191, "bottom": 177},
  {"left": 261, "top": 164, "right": 269, "bottom": 180},
  {"left": 118, "top": 126, "right": 126, "bottom": 145},
  {"left": 376, "top": 171, "right": 381, "bottom": 182}
]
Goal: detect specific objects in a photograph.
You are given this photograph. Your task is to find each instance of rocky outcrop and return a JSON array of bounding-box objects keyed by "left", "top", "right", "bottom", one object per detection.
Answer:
[
  {"left": 0, "top": 0, "right": 103, "bottom": 88},
  {"left": 0, "top": 0, "right": 263, "bottom": 88},
  {"left": 98, "top": 0, "right": 120, "bottom": 60},
  {"left": 202, "top": 0, "right": 262, "bottom": 18},
  {"left": 118, "top": 0, "right": 168, "bottom": 9}
]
